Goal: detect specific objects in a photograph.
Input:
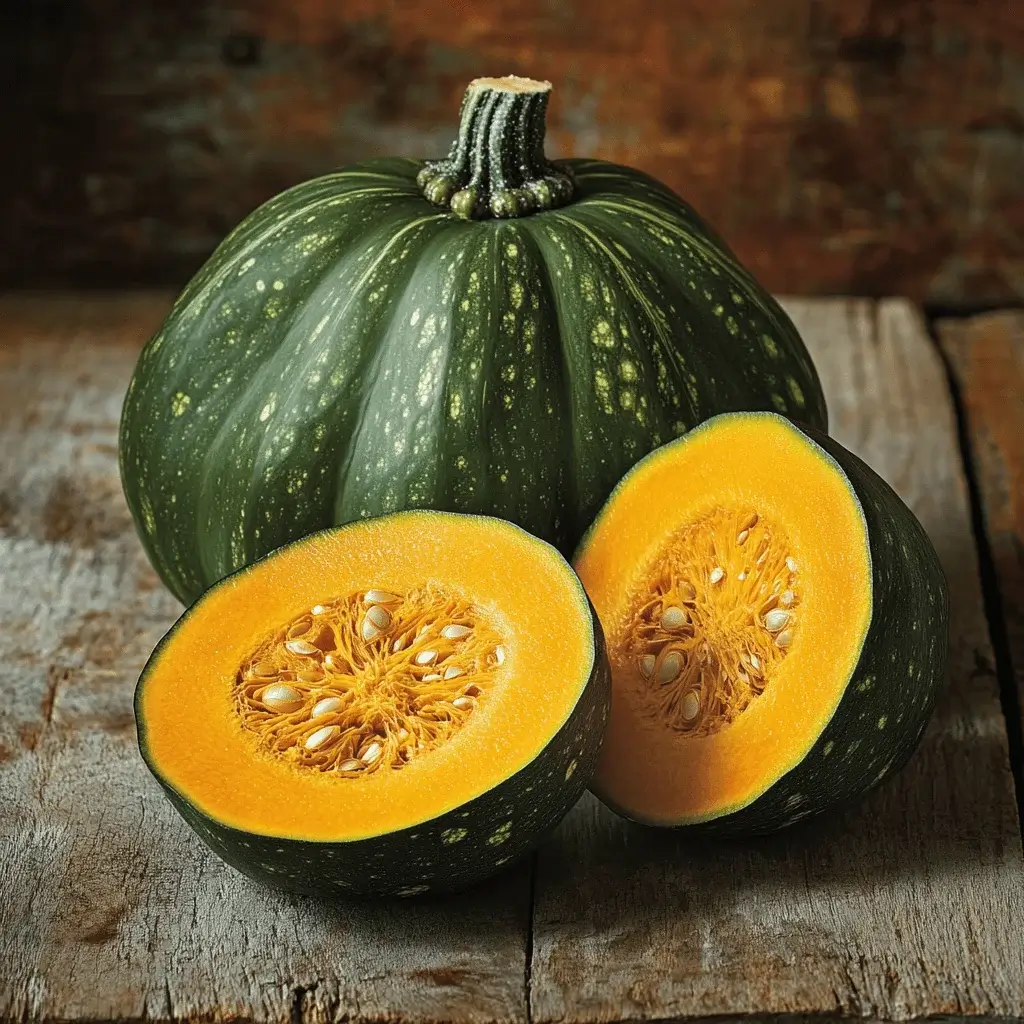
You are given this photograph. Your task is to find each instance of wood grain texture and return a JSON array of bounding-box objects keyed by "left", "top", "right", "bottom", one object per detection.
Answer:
[
  {"left": 0, "top": 294, "right": 530, "bottom": 1024},
  {"left": 529, "top": 299, "right": 1024, "bottom": 1022},
  {"left": 937, "top": 311, "right": 1024, "bottom": 754},
  {"left": 2, "top": 295, "right": 1022, "bottom": 1023},
  {"left": 3, "top": 1, "right": 1024, "bottom": 303}
]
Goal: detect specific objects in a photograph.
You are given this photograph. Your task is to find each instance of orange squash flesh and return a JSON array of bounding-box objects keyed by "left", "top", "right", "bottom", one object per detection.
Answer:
[
  {"left": 138, "top": 512, "right": 597, "bottom": 842},
  {"left": 575, "top": 413, "right": 873, "bottom": 825}
]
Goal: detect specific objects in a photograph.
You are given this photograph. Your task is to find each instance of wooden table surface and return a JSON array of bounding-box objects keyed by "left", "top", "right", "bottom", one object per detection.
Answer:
[{"left": 1, "top": 294, "right": 1022, "bottom": 1023}]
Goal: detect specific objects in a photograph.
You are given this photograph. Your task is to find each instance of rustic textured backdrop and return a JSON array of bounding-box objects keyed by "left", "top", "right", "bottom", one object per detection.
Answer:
[{"left": 3, "top": 0, "right": 1023, "bottom": 303}]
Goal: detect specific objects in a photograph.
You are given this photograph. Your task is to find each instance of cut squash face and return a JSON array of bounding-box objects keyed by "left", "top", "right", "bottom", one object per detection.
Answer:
[
  {"left": 136, "top": 511, "right": 610, "bottom": 895},
  {"left": 575, "top": 412, "right": 948, "bottom": 831}
]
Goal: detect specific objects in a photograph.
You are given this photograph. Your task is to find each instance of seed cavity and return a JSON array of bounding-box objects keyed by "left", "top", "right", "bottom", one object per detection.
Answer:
[
  {"left": 618, "top": 507, "right": 800, "bottom": 738},
  {"left": 235, "top": 585, "right": 504, "bottom": 777}
]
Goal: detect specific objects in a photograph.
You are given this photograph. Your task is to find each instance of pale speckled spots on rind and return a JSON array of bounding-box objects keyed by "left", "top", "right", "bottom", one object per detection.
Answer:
[
  {"left": 121, "top": 160, "right": 826, "bottom": 606},
  {"left": 487, "top": 822, "right": 513, "bottom": 846}
]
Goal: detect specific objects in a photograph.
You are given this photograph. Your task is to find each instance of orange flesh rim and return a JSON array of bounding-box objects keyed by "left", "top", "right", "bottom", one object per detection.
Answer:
[
  {"left": 139, "top": 513, "right": 595, "bottom": 841},
  {"left": 575, "top": 413, "right": 872, "bottom": 824}
]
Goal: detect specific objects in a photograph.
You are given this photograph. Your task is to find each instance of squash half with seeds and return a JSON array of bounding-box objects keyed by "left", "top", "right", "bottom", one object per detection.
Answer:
[
  {"left": 575, "top": 413, "right": 948, "bottom": 833},
  {"left": 120, "top": 74, "right": 826, "bottom": 605},
  {"left": 135, "top": 512, "right": 610, "bottom": 895}
]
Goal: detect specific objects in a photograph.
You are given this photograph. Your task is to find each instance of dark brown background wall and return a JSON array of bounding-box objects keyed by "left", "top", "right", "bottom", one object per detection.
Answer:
[{"left": 3, "top": 0, "right": 1023, "bottom": 303}]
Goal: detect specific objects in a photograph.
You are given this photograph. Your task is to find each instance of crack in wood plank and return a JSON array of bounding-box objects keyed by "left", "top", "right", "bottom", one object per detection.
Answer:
[{"left": 936, "top": 310, "right": 1024, "bottom": 831}]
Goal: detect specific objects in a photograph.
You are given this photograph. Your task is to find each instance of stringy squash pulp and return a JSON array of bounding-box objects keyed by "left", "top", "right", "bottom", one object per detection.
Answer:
[
  {"left": 577, "top": 414, "right": 875, "bottom": 826},
  {"left": 137, "top": 512, "right": 610, "bottom": 894}
]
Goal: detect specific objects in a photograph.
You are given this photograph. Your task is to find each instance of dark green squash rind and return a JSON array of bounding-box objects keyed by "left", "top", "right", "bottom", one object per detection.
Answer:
[
  {"left": 120, "top": 157, "right": 827, "bottom": 605},
  {"left": 590, "top": 414, "right": 949, "bottom": 834},
  {"left": 134, "top": 518, "right": 611, "bottom": 896}
]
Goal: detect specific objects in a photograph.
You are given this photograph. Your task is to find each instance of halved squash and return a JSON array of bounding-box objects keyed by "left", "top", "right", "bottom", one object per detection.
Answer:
[
  {"left": 574, "top": 412, "right": 948, "bottom": 832},
  {"left": 136, "top": 511, "right": 610, "bottom": 895}
]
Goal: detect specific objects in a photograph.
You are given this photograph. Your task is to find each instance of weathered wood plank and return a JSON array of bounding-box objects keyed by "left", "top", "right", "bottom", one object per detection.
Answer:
[
  {"left": 4, "top": 294, "right": 1022, "bottom": 1024},
  {"left": 937, "top": 311, "right": 1024, "bottom": 756},
  {"left": 529, "top": 299, "right": 1024, "bottom": 1022},
  {"left": 4, "top": 2, "right": 1024, "bottom": 303},
  {"left": 0, "top": 294, "right": 530, "bottom": 1024}
]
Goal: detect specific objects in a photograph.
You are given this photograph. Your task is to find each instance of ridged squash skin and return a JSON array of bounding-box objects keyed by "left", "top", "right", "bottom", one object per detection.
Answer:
[{"left": 119, "top": 153, "right": 827, "bottom": 604}]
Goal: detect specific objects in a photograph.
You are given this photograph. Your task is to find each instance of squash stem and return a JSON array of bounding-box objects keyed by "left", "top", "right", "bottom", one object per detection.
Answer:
[{"left": 417, "top": 76, "right": 575, "bottom": 220}]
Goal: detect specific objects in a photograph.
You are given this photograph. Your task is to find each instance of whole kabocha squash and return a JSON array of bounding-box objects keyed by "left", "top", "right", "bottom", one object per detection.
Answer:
[{"left": 120, "top": 75, "right": 827, "bottom": 605}]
